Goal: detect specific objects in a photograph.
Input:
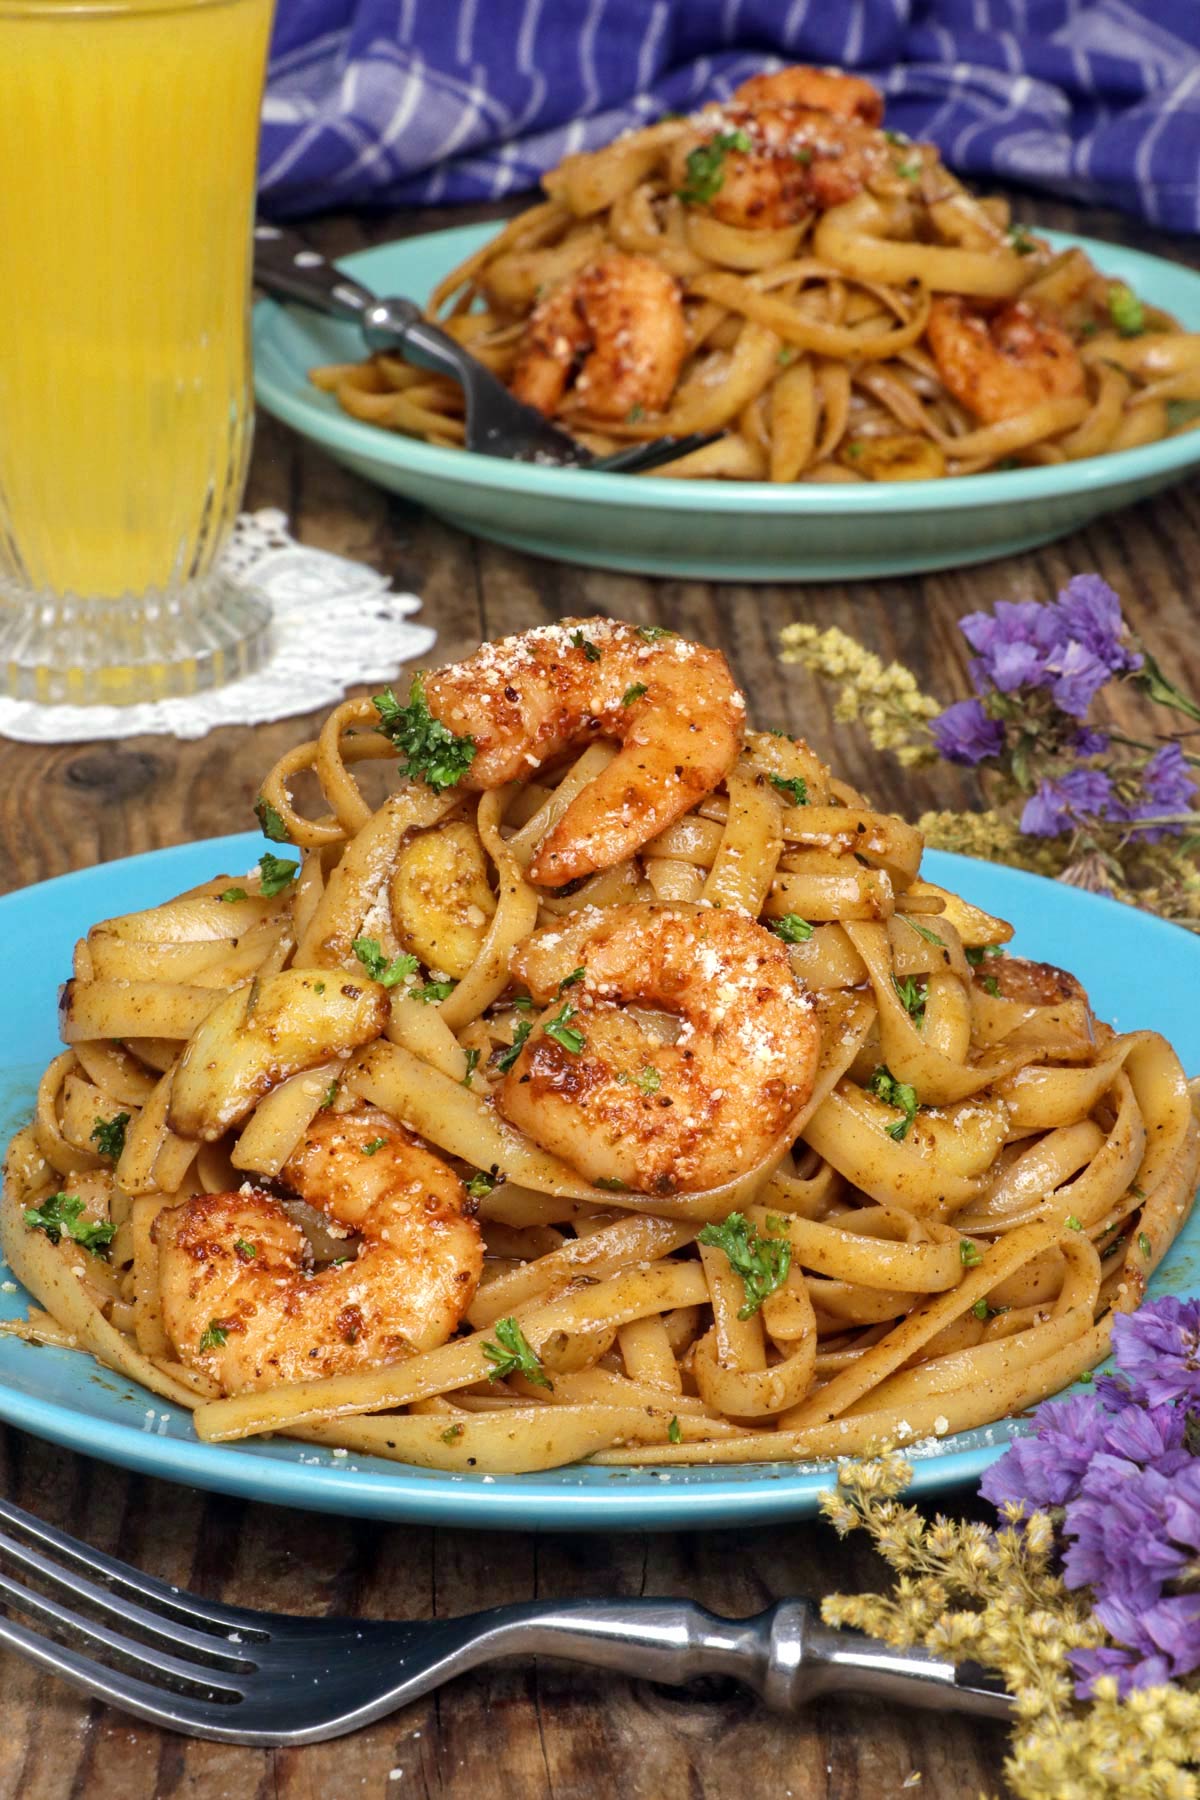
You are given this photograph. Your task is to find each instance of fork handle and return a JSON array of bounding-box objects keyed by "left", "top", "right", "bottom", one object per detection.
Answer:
[{"left": 419, "top": 1598, "right": 1010, "bottom": 1720}]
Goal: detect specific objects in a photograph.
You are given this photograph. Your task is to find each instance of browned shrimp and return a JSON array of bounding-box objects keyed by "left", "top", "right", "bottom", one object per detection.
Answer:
[
  {"left": 496, "top": 904, "right": 821, "bottom": 1194},
  {"left": 509, "top": 252, "right": 686, "bottom": 420},
  {"left": 422, "top": 618, "right": 745, "bottom": 889},
  {"left": 676, "top": 103, "right": 892, "bottom": 229},
  {"left": 926, "top": 297, "right": 1087, "bottom": 425},
  {"left": 980, "top": 957, "right": 1089, "bottom": 1010},
  {"left": 154, "top": 1109, "right": 483, "bottom": 1393},
  {"left": 733, "top": 64, "right": 885, "bottom": 125}
]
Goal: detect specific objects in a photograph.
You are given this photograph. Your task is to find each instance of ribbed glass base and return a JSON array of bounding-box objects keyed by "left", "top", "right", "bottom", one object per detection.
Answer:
[{"left": 0, "top": 574, "right": 272, "bottom": 706}]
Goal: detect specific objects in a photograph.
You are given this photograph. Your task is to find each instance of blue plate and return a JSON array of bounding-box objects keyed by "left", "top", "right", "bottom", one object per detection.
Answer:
[
  {"left": 0, "top": 836, "right": 1195, "bottom": 1528},
  {"left": 255, "top": 224, "right": 1200, "bottom": 582}
]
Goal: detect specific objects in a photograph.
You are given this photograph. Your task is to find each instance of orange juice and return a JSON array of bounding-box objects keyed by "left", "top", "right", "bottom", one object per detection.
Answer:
[{"left": 0, "top": 0, "right": 274, "bottom": 700}]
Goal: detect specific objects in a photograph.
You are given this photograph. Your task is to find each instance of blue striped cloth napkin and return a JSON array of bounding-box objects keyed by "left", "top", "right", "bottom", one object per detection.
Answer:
[{"left": 261, "top": 0, "right": 1200, "bottom": 232}]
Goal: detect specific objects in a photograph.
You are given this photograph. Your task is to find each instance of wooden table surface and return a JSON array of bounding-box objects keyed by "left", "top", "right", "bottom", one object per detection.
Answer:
[{"left": 1, "top": 189, "right": 1198, "bottom": 1800}]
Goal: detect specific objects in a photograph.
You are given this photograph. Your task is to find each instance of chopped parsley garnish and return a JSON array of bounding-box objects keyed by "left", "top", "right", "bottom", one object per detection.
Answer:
[
  {"left": 771, "top": 914, "right": 814, "bottom": 944},
  {"left": 1139, "top": 1232, "right": 1153, "bottom": 1259},
  {"left": 618, "top": 1066, "right": 661, "bottom": 1095},
  {"left": 569, "top": 629, "right": 601, "bottom": 662},
  {"left": 313, "top": 982, "right": 326, "bottom": 995},
  {"left": 494, "top": 1022, "right": 532, "bottom": 1074},
  {"left": 1065, "top": 1215, "right": 1083, "bottom": 1231},
  {"left": 510, "top": 994, "right": 535, "bottom": 1011},
  {"left": 1108, "top": 283, "right": 1145, "bottom": 338},
  {"left": 894, "top": 158, "right": 922, "bottom": 181},
  {"left": 595, "top": 1177, "right": 630, "bottom": 1192},
  {"left": 257, "top": 852, "right": 298, "bottom": 897},
  {"left": 362, "top": 1138, "right": 388, "bottom": 1156},
  {"left": 1007, "top": 223, "right": 1037, "bottom": 256},
  {"left": 867, "top": 1066, "right": 919, "bottom": 1142},
  {"left": 677, "top": 129, "right": 752, "bottom": 206},
  {"left": 233, "top": 1238, "right": 257, "bottom": 1262},
  {"left": 198, "top": 1320, "right": 229, "bottom": 1352},
  {"left": 626, "top": 404, "right": 644, "bottom": 424},
  {"left": 465, "top": 1170, "right": 497, "bottom": 1199},
  {"left": 483, "top": 1316, "right": 551, "bottom": 1388},
  {"left": 219, "top": 887, "right": 247, "bottom": 904},
  {"left": 90, "top": 1112, "right": 129, "bottom": 1162},
  {"left": 983, "top": 975, "right": 1001, "bottom": 997},
  {"left": 697, "top": 1211, "right": 791, "bottom": 1320},
  {"left": 768, "top": 773, "right": 808, "bottom": 807},
  {"left": 777, "top": 346, "right": 796, "bottom": 366},
  {"left": 1131, "top": 1185, "right": 1147, "bottom": 1200},
  {"left": 462, "top": 1048, "right": 480, "bottom": 1085},
  {"left": 971, "top": 1298, "right": 993, "bottom": 1320},
  {"left": 413, "top": 979, "right": 455, "bottom": 1004},
  {"left": 793, "top": 146, "right": 813, "bottom": 166},
  {"left": 959, "top": 1239, "right": 983, "bottom": 1268},
  {"left": 254, "top": 797, "right": 289, "bottom": 843},
  {"left": 667, "top": 1416, "right": 682, "bottom": 1444},
  {"left": 892, "top": 974, "right": 926, "bottom": 1026},
  {"left": 558, "top": 967, "right": 586, "bottom": 992},
  {"left": 24, "top": 1193, "right": 116, "bottom": 1257},
  {"left": 373, "top": 676, "right": 477, "bottom": 792},
  {"left": 542, "top": 1001, "right": 585, "bottom": 1054},
  {"left": 320, "top": 1081, "right": 340, "bottom": 1111},
  {"left": 637, "top": 625, "right": 674, "bottom": 642},
  {"left": 1167, "top": 399, "right": 1200, "bottom": 432},
  {"left": 844, "top": 441, "right": 865, "bottom": 460},
  {"left": 622, "top": 683, "right": 648, "bottom": 707},
  {"left": 906, "top": 919, "right": 946, "bottom": 948},
  {"left": 352, "top": 937, "right": 418, "bottom": 988},
  {"left": 441, "top": 1424, "right": 464, "bottom": 1443},
  {"left": 965, "top": 944, "right": 1004, "bottom": 967},
  {"left": 883, "top": 129, "right": 909, "bottom": 145}
]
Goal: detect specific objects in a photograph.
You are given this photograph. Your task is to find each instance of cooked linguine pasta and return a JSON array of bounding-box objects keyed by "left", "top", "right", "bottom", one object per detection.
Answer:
[
  {"left": 311, "top": 63, "right": 1200, "bottom": 482},
  {"left": 3, "top": 617, "right": 1196, "bottom": 1474}
]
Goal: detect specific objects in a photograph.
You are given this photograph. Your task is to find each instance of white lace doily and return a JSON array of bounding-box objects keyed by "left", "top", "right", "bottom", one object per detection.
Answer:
[{"left": 0, "top": 511, "right": 436, "bottom": 744}]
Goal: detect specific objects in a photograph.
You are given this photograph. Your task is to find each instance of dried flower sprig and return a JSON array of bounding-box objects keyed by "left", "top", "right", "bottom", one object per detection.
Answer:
[
  {"left": 780, "top": 577, "right": 1200, "bottom": 926},
  {"left": 820, "top": 1295, "right": 1200, "bottom": 1798}
]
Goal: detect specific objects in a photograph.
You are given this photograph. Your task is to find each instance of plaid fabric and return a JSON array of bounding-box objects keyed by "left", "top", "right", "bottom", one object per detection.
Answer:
[{"left": 261, "top": 0, "right": 1200, "bottom": 232}]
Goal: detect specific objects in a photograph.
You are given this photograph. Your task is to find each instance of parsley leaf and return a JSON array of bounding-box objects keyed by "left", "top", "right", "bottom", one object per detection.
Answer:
[
  {"left": 892, "top": 974, "right": 926, "bottom": 1026},
  {"left": 465, "top": 1169, "right": 497, "bottom": 1199},
  {"left": 219, "top": 887, "right": 248, "bottom": 903},
  {"left": 90, "top": 1113, "right": 129, "bottom": 1162},
  {"left": 233, "top": 1238, "right": 257, "bottom": 1262},
  {"left": 637, "top": 625, "right": 674, "bottom": 642},
  {"left": 320, "top": 1080, "right": 340, "bottom": 1111},
  {"left": 1065, "top": 1215, "right": 1083, "bottom": 1231},
  {"left": 483, "top": 1316, "right": 552, "bottom": 1388},
  {"left": 768, "top": 773, "right": 808, "bottom": 807},
  {"left": 494, "top": 1021, "right": 532, "bottom": 1074},
  {"left": 462, "top": 1048, "right": 480, "bottom": 1086},
  {"left": 557, "top": 967, "right": 586, "bottom": 993},
  {"left": 618, "top": 1066, "right": 661, "bottom": 1095},
  {"left": 959, "top": 1239, "right": 983, "bottom": 1267},
  {"left": 595, "top": 1177, "right": 630, "bottom": 1192},
  {"left": 626, "top": 404, "right": 644, "bottom": 424},
  {"left": 569, "top": 629, "right": 601, "bottom": 662},
  {"left": 413, "top": 979, "right": 455, "bottom": 1004},
  {"left": 867, "top": 1066, "right": 919, "bottom": 1142},
  {"left": 1139, "top": 1231, "right": 1153, "bottom": 1259},
  {"left": 373, "top": 676, "right": 477, "bottom": 792},
  {"left": 1007, "top": 223, "right": 1037, "bottom": 256},
  {"left": 894, "top": 158, "right": 922, "bottom": 181},
  {"left": 362, "top": 1138, "right": 388, "bottom": 1156},
  {"left": 510, "top": 994, "right": 535, "bottom": 1011},
  {"left": 254, "top": 797, "right": 289, "bottom": 843},
  {"left": 1108, "top": 283, "right": 1145, "bottom": 338},
  {"left": 771, "top": 914, "right": 813, "bottom": 944},
  {"left": 677, "top": 129, "right": 752, "bottom": 206},
  {"left": 352, "top": 937, "right": 419, "bottom": 988},
  {"left": 24, "top": 1193, "right": 116, "bottom": 1257},
  {"left": 697, "top": 1211, "right": 791, "bottom": 1320},
  {"left": 966, "top": 944, "right": 1004, "bottom": 967},
  {"left": 906, "top": 919, "right": 946, "bottom": 948},
  {"left": 622, "top": 683, "right": 648, "bottom": 707},
  {"left": 198, "top": 1320, "right": 229, "bottom": 1352},
  {"left": 667, "top": 1416, "right": 682, "bottom": 1444},
  {"left": 983, "top": 974, "right": 1001, "bottom": 997},
  {"left": 257, "top": 852, "right": 298, "bottom": 897},
  {"left": 542, "top": 1001, "right": 585, "bottom": 1054},
  {"left": 441, "top": 1424, "right": 464, "bottom": 1444}
]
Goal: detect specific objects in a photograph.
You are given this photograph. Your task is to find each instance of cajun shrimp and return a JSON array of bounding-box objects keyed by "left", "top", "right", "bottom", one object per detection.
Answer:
[
  {"left": 733, "top": 64, "right": 885, "bottom": 125},
  {"left": 675, "top": 102, "right": 893, "bottom": 229},
  {"left": 154, "top": 1109, "right": 483, "bottom": 1393},
  {"left": 496, "top": 903, "right": 821, "bottom": 1194},
  {"left": 926, "top": 297, "right": 1086, "bottom": 425},
  {"left": 510, "top": 252, "right": 686, "bottom": 420},
  {"left": 422, "top": 618, "right": 745, "bottom": 889}
]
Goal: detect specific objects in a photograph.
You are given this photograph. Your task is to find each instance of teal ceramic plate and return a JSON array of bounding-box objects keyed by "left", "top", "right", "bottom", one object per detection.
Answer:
[
  {"left": 0, "top": 836, "right": 1196, "bottom": 1527},
  {"left": 255, "top": 225, "right": 1200, "bottom": 582}
]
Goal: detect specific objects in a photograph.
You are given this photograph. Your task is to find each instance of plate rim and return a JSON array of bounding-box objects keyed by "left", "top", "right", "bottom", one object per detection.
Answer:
[
  {"left": 253, "top": 223, "right": 1200, "bottom": 514},
  {"left": 1, "top": 833, "right": 1196, "bottom": 1525}
]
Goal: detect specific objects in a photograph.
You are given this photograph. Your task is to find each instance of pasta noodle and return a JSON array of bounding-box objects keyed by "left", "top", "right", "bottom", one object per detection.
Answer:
[
  {"left": 311, "top": 64, "right": 1200, "bottom": 482},
  {"left": 3, "top": 615, "right": 1197, "bottom": 1475}
]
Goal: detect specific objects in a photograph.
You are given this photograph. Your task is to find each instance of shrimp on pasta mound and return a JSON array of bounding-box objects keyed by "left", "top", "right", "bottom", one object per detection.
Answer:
[
  {"left": 312, "top": 62, "right": 1200, "bottom": 481},
  {"left": 3, "top": 619, "right": 1198, "bottom": 1475}
]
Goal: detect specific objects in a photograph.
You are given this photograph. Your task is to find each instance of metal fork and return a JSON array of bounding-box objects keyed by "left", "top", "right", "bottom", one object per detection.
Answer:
[
  {"left": 254, "top": 223, "right": 716, "bottom": 474},
  {"left": 0, "top": 1494, "right": 1009, "bottom": 1745}
]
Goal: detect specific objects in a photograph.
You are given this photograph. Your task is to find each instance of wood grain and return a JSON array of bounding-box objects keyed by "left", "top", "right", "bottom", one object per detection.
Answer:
[{"left": 1, "top": 189, "right": 1198, "bottom": 1798}]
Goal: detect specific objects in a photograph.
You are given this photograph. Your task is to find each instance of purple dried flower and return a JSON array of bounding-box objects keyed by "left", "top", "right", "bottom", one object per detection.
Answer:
[
  {"left": 1073, "top": 727, "right": 1110, "bottom": 757},
  {"left": 1063, "top": 1463, "right": 1194, "bottom": 1608},
  {"left": 1110, "top": 1295, "right": 1200, "bottom": 1407},
  {"left": 979, "top": 1393, "right": 1110, "bottom": 1510},
  {"left": 1020, "top": 768, "right": 1115, "bottom": 837},
  {"left": 1071, "top": 1638, "right": 1174, "bottom": 1697},
  {"left": 930, "top": 698, "right": 1004, "bottom": 766},
  {"left": 1055, "top": 574, "right": 1143, "bottom": 677},
  {"left": 1044, "top": 637, "right": 1114, "bottom": 718},
  {"left": 960, "top": 599, "right": 1060, "bottom": 696},
  {"left": 1073, "top": 1590, "right": 1200, "bottom": 1696},
  {"left": 1120, "top": 741, "right": 1198, "bottom": 841}
]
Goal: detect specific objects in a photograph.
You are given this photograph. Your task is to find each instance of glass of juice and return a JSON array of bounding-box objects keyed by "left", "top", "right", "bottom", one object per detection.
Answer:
[{"left": 0, "top": 0, "right": 275, "bottom": 705}]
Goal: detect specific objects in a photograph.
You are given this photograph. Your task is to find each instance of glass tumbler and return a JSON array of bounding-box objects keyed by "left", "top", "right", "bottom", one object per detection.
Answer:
[{"left": 0, "top": 0, "right": 276, "bottom": 705}]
